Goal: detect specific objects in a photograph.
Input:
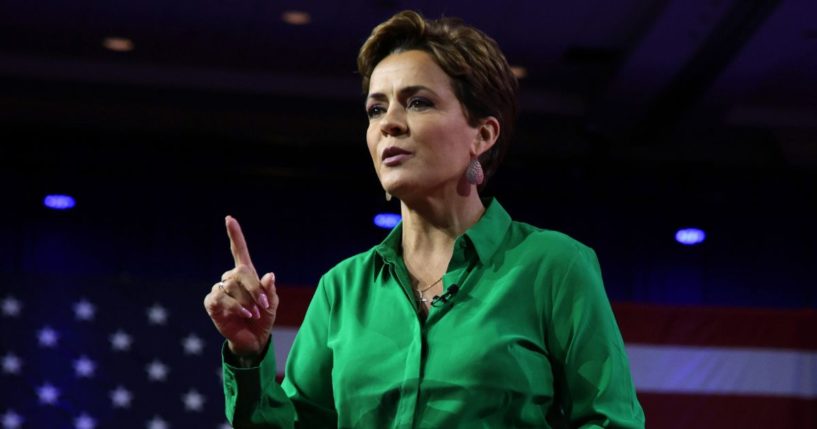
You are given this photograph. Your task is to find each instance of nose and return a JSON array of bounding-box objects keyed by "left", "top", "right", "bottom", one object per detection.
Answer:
[{"left": 379, "top": 104, "right": 407, "bottom": 137}]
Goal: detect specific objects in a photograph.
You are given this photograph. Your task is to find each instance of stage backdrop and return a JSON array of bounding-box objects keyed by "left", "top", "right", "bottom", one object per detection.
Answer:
[{"left": 2, "top": 279, "right": 816, "bottom": 428}]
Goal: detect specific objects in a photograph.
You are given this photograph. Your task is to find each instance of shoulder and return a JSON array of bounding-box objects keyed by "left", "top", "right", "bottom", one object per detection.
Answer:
[
  {"left": 504, "top": 223, "right": 607, "bottom": 315},
  {"left": 498, "top": 221, "right": 603, "bottom": 290},
  {"left": 505, "top": 220, "right": 596, "bottom": 264},
  {"left": 316, "top": 246, "right": 380, "bottom": 298},
  {"left": 323, "top": 247, "right": 379, "bottom": 279}
]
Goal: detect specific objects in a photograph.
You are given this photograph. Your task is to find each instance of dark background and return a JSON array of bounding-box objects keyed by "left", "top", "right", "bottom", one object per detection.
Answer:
[
  {"left": 1, "top": 1, "right": 816, "bottom": 427},
  {"left": 2, "top": 0, "right": 815, "bottom": 307}
]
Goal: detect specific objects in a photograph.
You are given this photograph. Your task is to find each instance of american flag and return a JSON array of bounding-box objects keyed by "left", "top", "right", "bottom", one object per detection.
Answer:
[
  {"left": 1, "top": 276, "right": 232, "bottom": 429},
  {"left": 5, "top": 281, "right": 816, "bottom": 428}
]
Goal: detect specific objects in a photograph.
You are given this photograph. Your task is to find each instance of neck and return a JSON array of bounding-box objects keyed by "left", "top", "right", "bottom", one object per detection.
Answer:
[{"left": 399, "top": 187, "right": 486, "bottom": 264}]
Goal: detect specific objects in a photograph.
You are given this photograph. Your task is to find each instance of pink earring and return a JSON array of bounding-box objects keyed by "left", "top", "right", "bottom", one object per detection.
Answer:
[{"left": 466, "top": 159, "right": 484, "bottom": 185}]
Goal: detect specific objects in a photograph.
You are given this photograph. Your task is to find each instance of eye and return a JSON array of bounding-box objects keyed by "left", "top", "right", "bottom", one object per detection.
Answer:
[
  {"left": 366, "top": 105, "right": 385, "bottom": 119},
  {"left": 407, "top": 97, "right": 433, "bottom": 110}
]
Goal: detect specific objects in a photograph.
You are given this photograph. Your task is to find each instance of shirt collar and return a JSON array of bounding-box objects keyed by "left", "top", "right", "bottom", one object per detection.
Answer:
[
  {"left": 374, "top": 218, "right": 404, "bottom": 269},
  {"left": 374, "top": 198, "right": 512, "bottom": 266},
  {"left": 463, "top": 198, "right": 512, "bottom": 263}
]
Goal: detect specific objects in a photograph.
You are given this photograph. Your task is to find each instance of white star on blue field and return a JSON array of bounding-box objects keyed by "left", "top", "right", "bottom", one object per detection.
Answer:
[{"left": 1, "top": 289, "right": 230, "bottom": 428}]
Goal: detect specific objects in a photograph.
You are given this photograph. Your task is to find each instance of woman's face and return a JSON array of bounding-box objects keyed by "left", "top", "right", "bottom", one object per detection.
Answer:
[{"left": 365, "top": 49, "right": 489, "bottom": 200}]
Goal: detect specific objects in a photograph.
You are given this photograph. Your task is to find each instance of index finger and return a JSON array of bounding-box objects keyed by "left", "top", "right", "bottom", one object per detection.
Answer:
[{"left": 225, "top": 215, "right": 254, "bottom": 268}]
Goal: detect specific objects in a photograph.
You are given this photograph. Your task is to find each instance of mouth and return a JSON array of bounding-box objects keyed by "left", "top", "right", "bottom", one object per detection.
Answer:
[{"left": 381, "top": 146, "right": 413, "bottom": 166}]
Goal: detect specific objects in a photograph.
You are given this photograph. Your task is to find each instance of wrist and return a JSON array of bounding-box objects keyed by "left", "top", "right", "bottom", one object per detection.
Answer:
[{"left": 226, "top": 338, "right": 269, "bottom": 368}]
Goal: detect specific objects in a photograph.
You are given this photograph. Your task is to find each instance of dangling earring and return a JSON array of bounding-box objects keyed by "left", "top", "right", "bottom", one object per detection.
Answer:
[
  {"left": 466, "top": 158, "right": 484, "bottom": 185},
  {"left": 385, "top": 192, "right": 392, "bottom": 201}
]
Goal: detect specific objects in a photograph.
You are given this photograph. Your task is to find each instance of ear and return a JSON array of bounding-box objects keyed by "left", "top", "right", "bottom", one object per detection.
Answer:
[{"left": 471, "top": 116, "right": 500, "bottom": 157}]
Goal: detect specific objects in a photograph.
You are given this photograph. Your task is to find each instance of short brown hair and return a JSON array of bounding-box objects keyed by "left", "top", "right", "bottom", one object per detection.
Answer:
[{"left": 357, "top": 10, "right": 519, "bottom": 188}]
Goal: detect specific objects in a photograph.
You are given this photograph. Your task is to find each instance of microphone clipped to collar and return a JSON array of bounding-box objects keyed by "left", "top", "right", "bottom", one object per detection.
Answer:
[{"left": 431, "top": 285, "right": 459, "bottom": 307}]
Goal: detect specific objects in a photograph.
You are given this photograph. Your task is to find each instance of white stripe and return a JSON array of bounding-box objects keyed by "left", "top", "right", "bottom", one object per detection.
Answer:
[
  {"left": 272, "top": 327, "right": 299, "bottom": 373},
  {"left": 627, "top": 344, "right": 817, "bottom": 398}
]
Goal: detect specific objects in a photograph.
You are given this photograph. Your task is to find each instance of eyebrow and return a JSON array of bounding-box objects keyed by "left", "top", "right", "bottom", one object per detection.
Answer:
[{"left": 366, "top": 85, "right": 436, "bottom": 104}]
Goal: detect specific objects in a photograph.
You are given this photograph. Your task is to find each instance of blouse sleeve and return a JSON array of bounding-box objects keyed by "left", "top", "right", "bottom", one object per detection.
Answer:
[
  {"left": 545, "top": 244, "right": 645, "bottom": 429},
  {"left": 222, "top": 278, "right": 337, "bottom": 428}
]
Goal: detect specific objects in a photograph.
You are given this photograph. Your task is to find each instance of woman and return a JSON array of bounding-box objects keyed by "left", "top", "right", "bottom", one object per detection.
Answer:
[{"left": 204, "top": 10, "right": 645, "bottom": 429}]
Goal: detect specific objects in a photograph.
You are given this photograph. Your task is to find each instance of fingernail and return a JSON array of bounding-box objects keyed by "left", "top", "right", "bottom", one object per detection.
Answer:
[
  {"left": 259, "top": 293, "right": 269, "bottom": 309},
  {"left": 252, "top": 305, "right": 261, "bottom": 319},
  {"left": 241, "top": 307, "right": 253, "bottom": 318}
]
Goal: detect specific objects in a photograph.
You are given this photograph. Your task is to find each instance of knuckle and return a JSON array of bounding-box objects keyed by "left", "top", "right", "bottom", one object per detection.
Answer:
[
  {"left": 204, "top": 295, "right": 218, "bottom": 314},
  {"left": 232, "top": 303, "right": 249, "bottom": 316},
  {"left": 226, "top": 279, "right": 245, "bottom": 294},
  {"left": 230, "top": 294, "right": 249, "bottom": 307},
  {"left": 248, "top": 285, "right": 265, "bottom": 301},
  {"left": 235, "top": 264, "right": 253, "bottom": 276}
]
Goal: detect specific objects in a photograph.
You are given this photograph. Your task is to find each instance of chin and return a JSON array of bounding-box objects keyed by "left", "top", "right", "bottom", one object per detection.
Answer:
[
  {"left": 382, "top": 182, "right": 406, "bottom": 198},
  {"left": 381, "top": 178, "right": 416, "bottom": 200},
  {"left": 379, "top": 172, "right": 409, "bottom": 195}
]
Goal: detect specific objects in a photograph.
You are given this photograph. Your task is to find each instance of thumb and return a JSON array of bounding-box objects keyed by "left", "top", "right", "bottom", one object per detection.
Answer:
[{"left": 259, "top": 272, "right": 277, "bottom": 310}]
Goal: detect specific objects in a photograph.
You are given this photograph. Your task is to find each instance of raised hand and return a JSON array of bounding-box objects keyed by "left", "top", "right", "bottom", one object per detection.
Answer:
[{"left": 204, "top": 215, "right": 279, "bottom": 358}]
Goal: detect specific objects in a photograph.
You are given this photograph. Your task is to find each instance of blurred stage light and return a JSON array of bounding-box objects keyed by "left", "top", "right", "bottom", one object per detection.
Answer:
[
  {"left": 511, "top": 66, "right": 527, "bottom": 79},
  {"left": 43, "top": 194, "right": 76, "bottom": 210},
  {"left": 102, "top": 37, "right": 134, "bottom": 52},
  {"left": 675, "top": 228, "right": 705, "bottom": 245},
  {"left": 282, "top": 10, "right": 311, "bottom": 25},
  {"left": 374, "top": 213, "right": 401, "bottom": 229}
]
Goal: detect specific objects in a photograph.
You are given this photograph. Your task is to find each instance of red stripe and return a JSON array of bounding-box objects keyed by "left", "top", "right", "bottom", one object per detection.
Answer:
[
  {"left": 612, "top": 302, "right": 817, "bottom": 350},
  {"left": 639, "top": 392, "right": 817, "bottom": 428},
  {"left": 274, "top": 286, "right": 315, "bottom": 326}
]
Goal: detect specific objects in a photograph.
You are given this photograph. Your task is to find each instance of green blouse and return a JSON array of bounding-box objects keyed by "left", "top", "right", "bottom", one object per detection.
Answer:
[{"left": 222, "top": 199, "right": 645, "bottom": 428}]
